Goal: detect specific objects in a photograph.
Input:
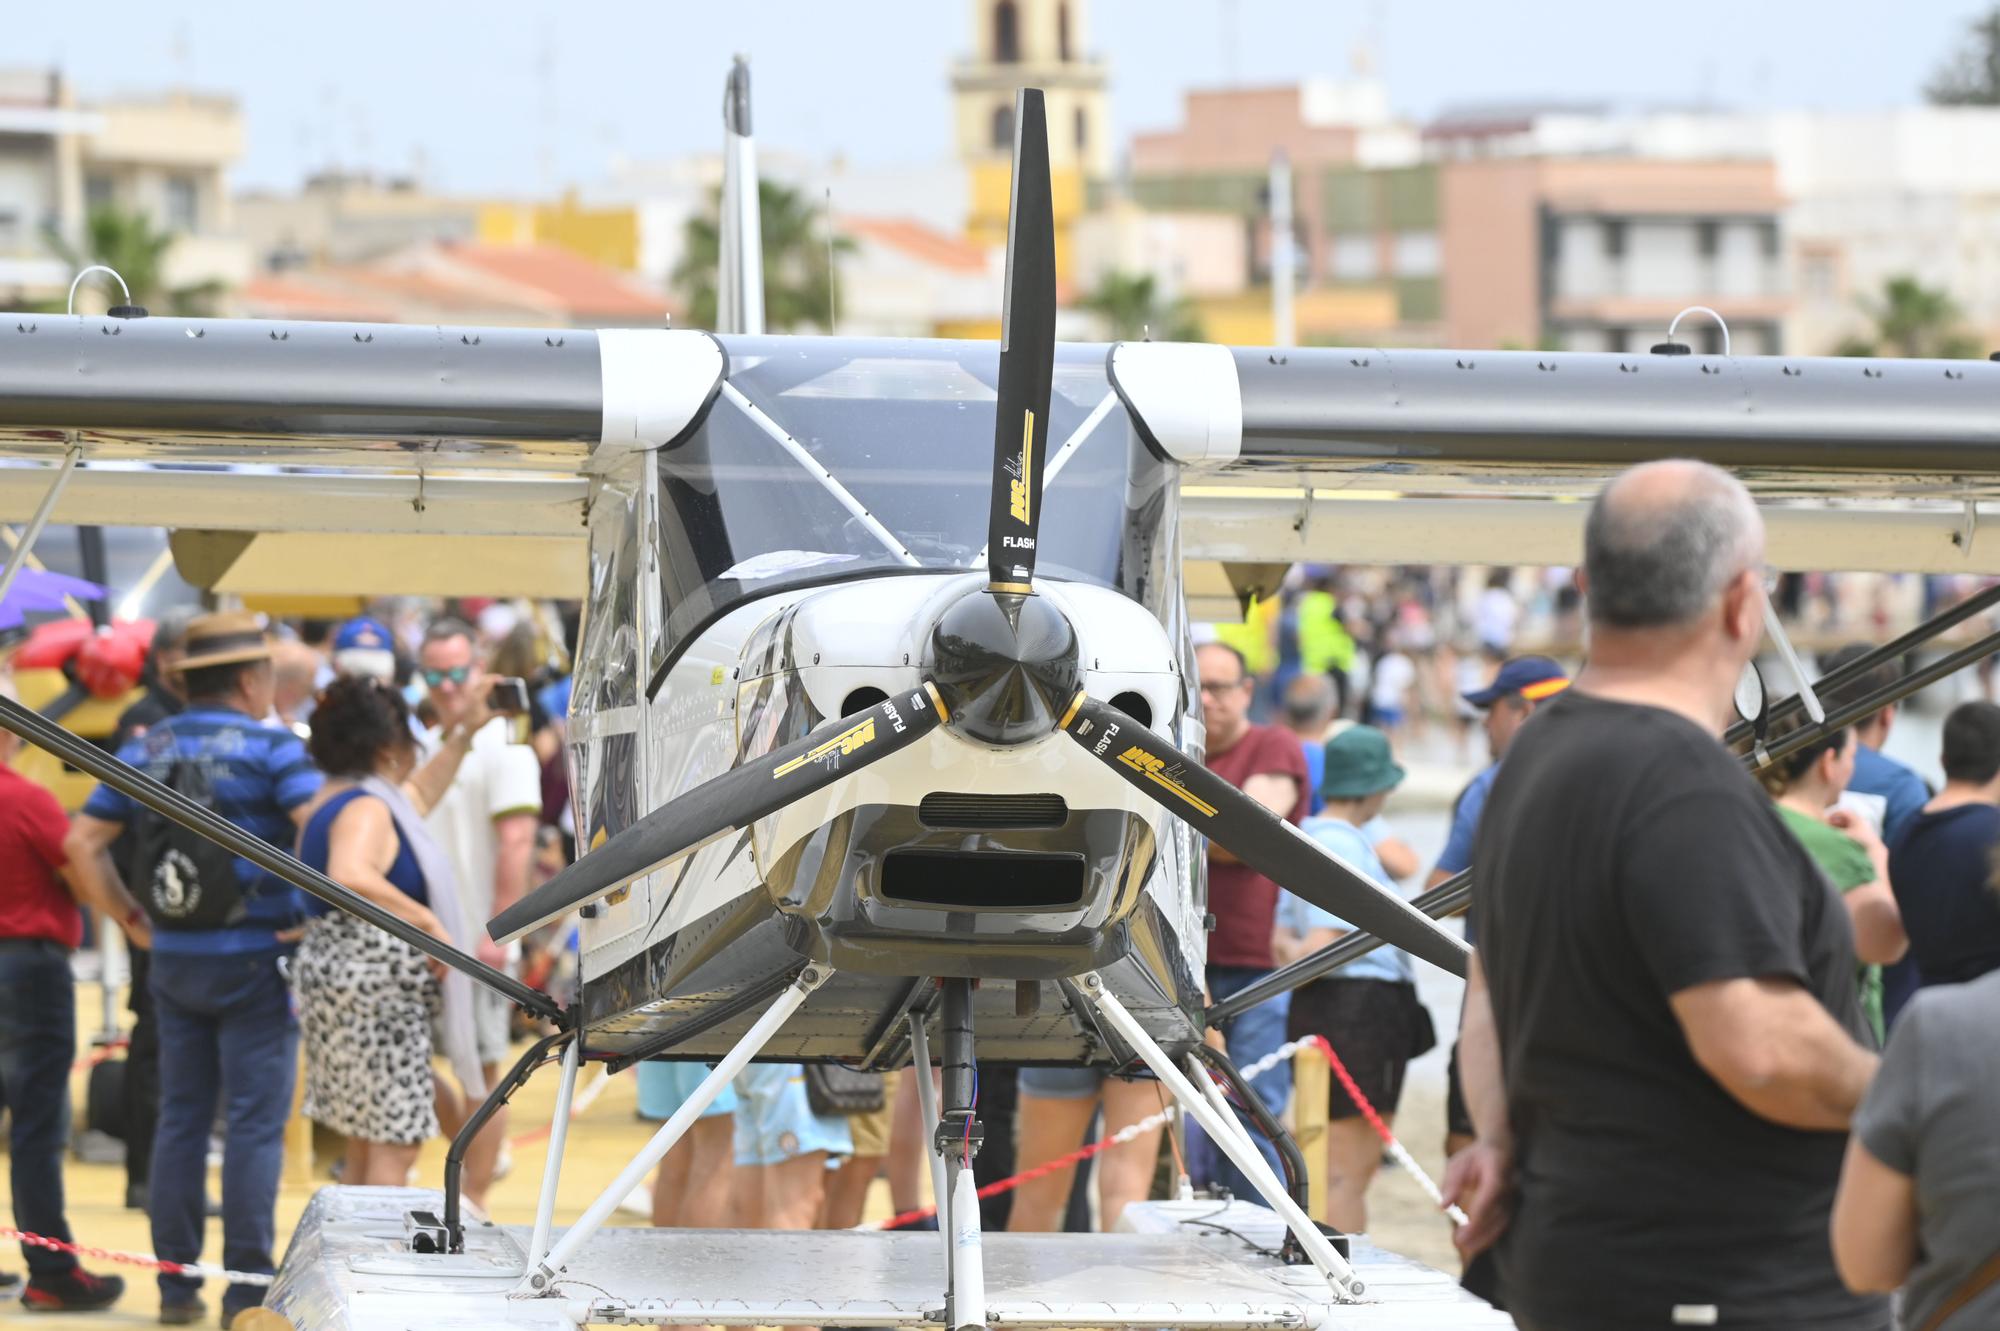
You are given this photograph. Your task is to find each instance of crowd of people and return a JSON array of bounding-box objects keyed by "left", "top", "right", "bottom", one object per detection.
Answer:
[
  {"left": 4, "top": 464, "right": 2000, "bottom": 1327},
  {"left": 0, "top": 602, "right": 574, "bottom": 1321}
]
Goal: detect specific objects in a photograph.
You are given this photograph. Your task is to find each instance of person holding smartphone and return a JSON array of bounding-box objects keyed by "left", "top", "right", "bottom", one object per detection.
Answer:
[{"left": 413, "top": 617, "right": 543, "bottom": 1211}]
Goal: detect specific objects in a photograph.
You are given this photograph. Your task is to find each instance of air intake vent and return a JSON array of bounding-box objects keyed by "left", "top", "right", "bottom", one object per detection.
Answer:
[
  {"left": 881, "top": 850, "right": 1086, "bottom": 909},
  {"left": 918, "top": 792, "right": 1068, "bottom": 830}
]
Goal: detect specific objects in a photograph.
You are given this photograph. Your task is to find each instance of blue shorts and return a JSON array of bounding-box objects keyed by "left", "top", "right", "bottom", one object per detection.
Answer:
[
  {"left": 1018, "top": 1066, "right": 1103, "bottom": 1100},
  {"left": 731, "top": 1064, "right": 853, "bottom": 1166},
  {"left": 636, "top": 1060, "right": 737, "bottom": 1120}
]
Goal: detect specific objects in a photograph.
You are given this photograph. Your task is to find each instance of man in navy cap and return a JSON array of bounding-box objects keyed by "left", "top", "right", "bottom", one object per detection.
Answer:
[
  {"left": 330, "top": 615, "right": 398, "bottom": 682},
  {"left": 1428, "top": 654, "right": 1567, "bottom": 1158}
]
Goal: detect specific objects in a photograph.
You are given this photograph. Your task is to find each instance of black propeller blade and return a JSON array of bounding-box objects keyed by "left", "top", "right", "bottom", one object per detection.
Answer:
[
  {"left": 1059, "top": 694, "right": 1470, "bottom": 977},
  {"left": 490, "top": 683, "right": 949, "bottom": 943},
  {"left": 985, "top": 87, "right": 1057, "bottom": 597}
]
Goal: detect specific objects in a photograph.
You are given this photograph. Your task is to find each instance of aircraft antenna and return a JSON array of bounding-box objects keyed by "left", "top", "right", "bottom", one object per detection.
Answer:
[{"left": 825, "top": 187, "right": 838, "bottom": 333}]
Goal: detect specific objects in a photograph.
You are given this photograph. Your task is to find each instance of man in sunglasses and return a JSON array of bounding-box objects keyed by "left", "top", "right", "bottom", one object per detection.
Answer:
[{"left": 416, "top": 616, "right": 542, "bottom": 1209}]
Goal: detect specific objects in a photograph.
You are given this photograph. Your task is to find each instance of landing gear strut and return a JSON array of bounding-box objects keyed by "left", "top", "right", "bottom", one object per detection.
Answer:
[{"left": 920, "top": 978, "right": 986, "bottom": 1331}]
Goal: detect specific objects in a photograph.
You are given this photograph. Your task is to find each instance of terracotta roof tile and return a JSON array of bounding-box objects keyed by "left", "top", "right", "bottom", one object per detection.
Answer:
[
  {"left": 238, "top": 274, "right": 401, "bottom": 323},
  {"left": 439, "top": 242, "right": 669, "bottom": 320},
  {"left": 838, "top": 216, "right": 992, "bottom": 275}
]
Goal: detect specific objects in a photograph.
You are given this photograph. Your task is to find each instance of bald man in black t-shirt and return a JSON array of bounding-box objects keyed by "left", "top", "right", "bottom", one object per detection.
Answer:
[{"left": 1444, "top": 461, "right": 1887, "bottom": 1331}]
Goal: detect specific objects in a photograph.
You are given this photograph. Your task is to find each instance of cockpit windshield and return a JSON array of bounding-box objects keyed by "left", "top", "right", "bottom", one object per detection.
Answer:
[{"left": 652, "top": 336, "right": 1147, "bottom": 683}]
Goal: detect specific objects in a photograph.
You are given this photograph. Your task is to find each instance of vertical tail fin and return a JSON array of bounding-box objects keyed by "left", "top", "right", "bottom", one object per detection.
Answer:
[{"left": 717, "top": 55, "right": 764, "bottom": 336}]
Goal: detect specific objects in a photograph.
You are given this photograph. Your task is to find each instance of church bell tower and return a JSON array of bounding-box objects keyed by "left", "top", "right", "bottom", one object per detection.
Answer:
[{"left": 952, "top": 0, "right": 1110, "bottom": 277}]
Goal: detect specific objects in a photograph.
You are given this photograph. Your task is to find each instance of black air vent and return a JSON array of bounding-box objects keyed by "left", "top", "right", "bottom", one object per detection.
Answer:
[
  {"left": 881, "top": 850, "right": 1086, "bottom": 909},
  {"left": 918, "top": 792, "right": 1068, "bottom": 830}
]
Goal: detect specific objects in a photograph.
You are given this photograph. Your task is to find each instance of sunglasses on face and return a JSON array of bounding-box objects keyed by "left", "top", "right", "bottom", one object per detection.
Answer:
[{"left": 421, "top": 666, "right": 472, "bottom": 687}]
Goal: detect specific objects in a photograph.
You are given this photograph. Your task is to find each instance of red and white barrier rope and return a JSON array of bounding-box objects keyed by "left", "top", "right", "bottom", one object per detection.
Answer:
[
  {"left": 1299, "top": 1034, "right": 1468, "bottom": 1227},
  {"left": 13, "top": 1033, "right": 1455, "bottom": 1273},
  {"left": 0, "top": 1227, "right": 274, "bottom": 1288},
  {"left": 876, "top": 1035, "right": 1461, "bottom": 1230}
]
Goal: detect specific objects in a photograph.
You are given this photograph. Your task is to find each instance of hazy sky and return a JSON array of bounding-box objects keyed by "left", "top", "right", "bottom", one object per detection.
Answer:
[{"left": 12, "top": 0, "right": 1992, "bottom": 194}]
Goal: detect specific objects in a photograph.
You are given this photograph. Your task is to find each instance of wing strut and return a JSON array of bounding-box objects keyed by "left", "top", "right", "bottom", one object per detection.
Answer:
[
  {"left": 0, "top": 692, "right": 562, "bottom": 1023},
  {"left": 1209, "top": 587, "right": 2000, "bottom": 1020}
]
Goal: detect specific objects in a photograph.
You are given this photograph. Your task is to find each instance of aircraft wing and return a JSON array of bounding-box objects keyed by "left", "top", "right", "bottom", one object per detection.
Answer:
[
  {"left": 2, "top": 319, "right": 2000, "bottom": 590},
  {"left": 1110, "top": 341, "right": 2000, "bottom": 574},
  {"left": 0, "top": 317, "right": 723, "bottom": 595}
]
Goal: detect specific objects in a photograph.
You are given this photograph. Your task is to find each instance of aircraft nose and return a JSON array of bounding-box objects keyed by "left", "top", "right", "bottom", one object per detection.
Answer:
[{"left": 923, "top": 586, "right": 1080, "bottom": 746}]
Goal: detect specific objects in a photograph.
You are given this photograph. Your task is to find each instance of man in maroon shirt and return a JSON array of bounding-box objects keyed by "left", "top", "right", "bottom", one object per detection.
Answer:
[
  {"left": 0, "top": 688, "right": 146, "bottom": 1311},
  {"left": 1186, "top": 641, "right": 1309, "bottom": 1199}
]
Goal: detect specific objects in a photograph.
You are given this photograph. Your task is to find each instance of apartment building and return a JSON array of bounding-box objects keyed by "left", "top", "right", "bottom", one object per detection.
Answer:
[{"left": 0, "top": 70, "right": 247, "bottom": 307}]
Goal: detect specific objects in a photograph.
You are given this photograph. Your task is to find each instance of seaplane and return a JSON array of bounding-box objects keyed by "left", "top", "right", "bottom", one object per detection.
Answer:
[{"left": 2, "top": 54, "right": 1999, "bottom": 1331}]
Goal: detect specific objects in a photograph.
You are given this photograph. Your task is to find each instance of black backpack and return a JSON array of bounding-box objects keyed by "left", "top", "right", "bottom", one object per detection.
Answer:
[{"left": 129, "top": 745, "right": 249, "bottom": 931}]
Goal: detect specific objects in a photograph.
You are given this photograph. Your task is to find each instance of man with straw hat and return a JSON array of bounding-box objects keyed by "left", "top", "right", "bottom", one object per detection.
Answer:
[{"left": 67, "top": 611, "right": 324, "bottom": 1326}]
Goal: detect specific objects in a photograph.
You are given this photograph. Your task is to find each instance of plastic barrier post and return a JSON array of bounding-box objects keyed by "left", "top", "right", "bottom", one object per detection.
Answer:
[{"left": 1293, "top": 1039, "right": 1331, "bottom": 1225}]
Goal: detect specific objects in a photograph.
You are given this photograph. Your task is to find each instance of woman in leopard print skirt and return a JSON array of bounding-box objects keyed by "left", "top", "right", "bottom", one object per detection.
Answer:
[{"left": 294, "top": 674, "right": 489, "bottom": 1184}]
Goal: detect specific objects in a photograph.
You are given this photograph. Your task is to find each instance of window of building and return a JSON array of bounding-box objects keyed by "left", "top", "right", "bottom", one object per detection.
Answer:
[
  {"left": 994, "top": 0, "right": 1020, "bottom": 62},
  {"left": 165, "top": 175, "right": 198, "bottom": 232},
  {"left": 1059, "top": 2, "right": 1072, "bottom": 60},
  {"left": 84, "top": 174, "right": 113, "bottom": 213},
  {"left": 1391, "top": 230, "right": 1439, "bottom": 277},
  {"left": 991, "top": 102, "right": 1014, "bottom": 150},
  {"left": 1801, "top": 251, "right": 1840, "bottom": 303},
  {"left": 1696, "top": 220, "right": 1719, "bottom": 258},
  {"left": 1602, "top": 218, "right": 1626, "bottom": 258},
  {"left": 1760, "top": 219, "right": 1780, "bottom": 258},
  {"left": 1331, "top": 235, "right": 1378, "bottom": 281},
  {"left": 1074, "top": 107, "right": 1087, "bottom": 151},
  {"left": 0, "top": 210, "right": 18, "bottom": 252}
]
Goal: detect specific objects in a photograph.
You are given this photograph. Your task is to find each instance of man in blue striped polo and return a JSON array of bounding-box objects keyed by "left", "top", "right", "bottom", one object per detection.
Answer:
[{"left": 67, "top": 611, "right": 323, "bottom": 1327}]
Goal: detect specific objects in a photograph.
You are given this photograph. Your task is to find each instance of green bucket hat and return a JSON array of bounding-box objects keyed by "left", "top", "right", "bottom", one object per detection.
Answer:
[{"left": 1320, "top": 724, "right": 1406, "bottom": 801}]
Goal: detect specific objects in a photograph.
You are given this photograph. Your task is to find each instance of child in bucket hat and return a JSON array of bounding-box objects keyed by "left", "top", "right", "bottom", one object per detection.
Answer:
[
  {"left": 1316, "top": 724, "right": 1406, "bottom": 803},
  {"left": 1270, "top": 723, "right": 1435, "bottom": 1234}
]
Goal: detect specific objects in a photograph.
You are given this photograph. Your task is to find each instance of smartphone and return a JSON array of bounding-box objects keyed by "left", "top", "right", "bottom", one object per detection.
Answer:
[{"left": 491, "top": 676, "right": 531, "bottom": 716}]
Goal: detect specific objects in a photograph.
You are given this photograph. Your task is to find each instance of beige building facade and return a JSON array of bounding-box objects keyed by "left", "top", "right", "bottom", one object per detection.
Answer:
[
  {"left": 1439, "top": 156, "right": 1789, "bottom": 353},
  {"left": 0, "top": 69, "right": 247, "bottom": 307}
]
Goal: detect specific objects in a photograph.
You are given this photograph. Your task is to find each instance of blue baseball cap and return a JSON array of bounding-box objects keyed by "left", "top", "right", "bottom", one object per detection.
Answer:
[
  {"left": 333, "top": 617, "right": 392, "bottom": 653},
  {"left": 1461, "top": 655, "right": 1569, "bottom": 709}
]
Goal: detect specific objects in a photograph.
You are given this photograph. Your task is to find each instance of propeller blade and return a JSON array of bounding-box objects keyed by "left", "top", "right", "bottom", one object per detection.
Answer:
[
  {"left": 985, "top": 87, "right": 1057, "bottom": 597},
  {"left": 490, "top": 683, "right": 949, "bottom": 943},
  {"left": 1059, "top": 694, "right": 1470, "bottom": 977}
]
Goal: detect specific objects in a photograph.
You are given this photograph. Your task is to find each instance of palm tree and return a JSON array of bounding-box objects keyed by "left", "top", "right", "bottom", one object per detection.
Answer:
[
  {"left": 49, "top": 207, "right": 224, "bottom": 315},
  {"left": 1077, "top": 271, "right": 1203, "bottom": 342},
  {"left": 1833, "top": 276, "right": 1982, "bottom": 359},
  {"left": 673, "top": 180, "right": 852, "bottom": 332},
  {"left": 1927, "top": 6, "right": 2000, "bottom": 105}
]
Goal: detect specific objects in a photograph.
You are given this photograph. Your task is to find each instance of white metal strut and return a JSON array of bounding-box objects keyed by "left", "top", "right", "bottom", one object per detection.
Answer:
[
  {"left": 1076, "top": 971, "right": 1361, "bottom": 1302},
  {"left": 514, "top": 965, "right": 830, "bottom": 1295}
]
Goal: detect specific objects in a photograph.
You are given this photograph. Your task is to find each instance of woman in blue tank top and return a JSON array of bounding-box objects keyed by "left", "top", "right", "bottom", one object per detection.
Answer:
[{"left": 293, "top": 676, "right": 485, "bottom": 1185}]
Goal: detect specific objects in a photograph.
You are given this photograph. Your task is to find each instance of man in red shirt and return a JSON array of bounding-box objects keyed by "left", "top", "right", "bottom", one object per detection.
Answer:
[
  {"left": 1187, "top": 641, "right": 1308, "bottom": 1199},
  {"left": 0, "top": 684, "right": 147, "bottom": 1311}
]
